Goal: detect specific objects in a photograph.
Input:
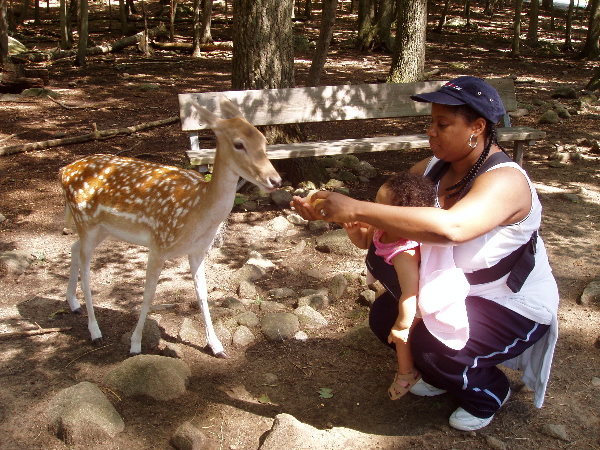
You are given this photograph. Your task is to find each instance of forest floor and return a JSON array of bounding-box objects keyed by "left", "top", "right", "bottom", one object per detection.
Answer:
[{"left": 0, "top": 2, "right": 599, "bottom": 449}]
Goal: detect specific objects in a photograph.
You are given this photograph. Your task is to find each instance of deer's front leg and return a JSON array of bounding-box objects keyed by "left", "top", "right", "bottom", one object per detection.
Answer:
[
  {"left": 129, "top": 253, "right": 165, "bottom": 356},
  {"left": 189, "top": 253, "right": 227, "bottom": 358}
]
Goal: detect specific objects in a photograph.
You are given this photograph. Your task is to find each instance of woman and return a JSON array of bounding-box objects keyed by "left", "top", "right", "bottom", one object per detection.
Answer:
[{"left": 291, "top": 76, "right": 559, "bottom": 431}]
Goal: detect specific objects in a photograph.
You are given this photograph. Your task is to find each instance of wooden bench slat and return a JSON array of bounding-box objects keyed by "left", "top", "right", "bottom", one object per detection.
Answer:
[
  {"left": 186, "top": 126, "right": 546, "bottom": 165},
  {"left": 179, "top": 78, "right": 518, "bottom": 132}
]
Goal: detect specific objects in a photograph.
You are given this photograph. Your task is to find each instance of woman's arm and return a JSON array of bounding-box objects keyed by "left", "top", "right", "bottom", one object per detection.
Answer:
[{"left": 299, "top": 165, "right": 531, "bottom": 245}]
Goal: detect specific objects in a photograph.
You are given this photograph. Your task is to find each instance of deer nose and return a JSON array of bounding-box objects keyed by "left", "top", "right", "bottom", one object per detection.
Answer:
[{"left": 269, "top": 176, "right": 282, "bottom": 190}]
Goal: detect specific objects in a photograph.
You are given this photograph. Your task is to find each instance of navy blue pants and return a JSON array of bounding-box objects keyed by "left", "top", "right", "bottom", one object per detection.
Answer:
[{"left": 369, "top": 290, "right": 550, "bottom": 418}]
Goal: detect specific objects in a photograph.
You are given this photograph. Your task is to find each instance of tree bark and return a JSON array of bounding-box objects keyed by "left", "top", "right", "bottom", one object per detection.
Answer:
[
  {"left": 511, "top": 0, "right": 523, "bottom": 56},
  {"left": 526, "top": 0, "right": 540, "bottom": 47},
  {"left": 436, "top": 0, "right": 452, "bottom": 33},
  {"left": 232, "top": 0, "right": 326, "bottom": 185},
  {"left": 0, "top": 0, "right": 8, "bottom": 67},
  {"left": 374, "top": 0, "right": 395, "bottom": 52},
  {"left": 562, "top": 0, "right": 575, "bottom": 51},
  {"left": 59, "top": 0, "right": 73, "bottom": 49},
  {"left": 306, "top": 0, "right": 337, "bottom": 86},
  {"left": 388, "top": 0, "right": 427, "bottom": 83},
  {"left": 579, "top": 0, "right": 600, "bottom": 59},
  {"left": 232, "top": 0, "right": 295, "bottom": 90},
  {"left": 356, "top": 0, "right": 376, "bottom": 50},
  {"left": 75, "top": 0, "right": 88, "bottom": 66}
]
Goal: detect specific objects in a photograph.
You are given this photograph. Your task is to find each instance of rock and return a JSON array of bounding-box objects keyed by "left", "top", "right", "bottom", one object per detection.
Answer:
[
  {"left": 236, "top": 311, "right": 260, "bottom": 327},
  {"left": 354, "top": 160, "right": 378, "bottom": 178},
  {"left": 315, "top": 229, "right": 366, "bottom": 257},
  {"left": 270, "top": 189, "right": 293, "bottom": 208},
  {"left": 232, "top": 325, "right": 255, "bottom": 347},
  {"left": 104, "top": 355, "right": 191, "bottom": 401},
  {"left": 0, "top": 250, "right": 34, "bottom": 277},
  {"left": 171, "top": 421, "right": 206, "bottom": 450},
  {"left": 541, "top": 423, "right": 569, "bottom": 442},
  {"left": 160, "top": 342, "right": 185, "bottom": 359},
  {"left": 266, "top": 215, "right": 292, "bottom": 232},
  {"left": 179, "top": 318, "right": 204, "bottom": 346},
  {"left": 120, "top": 316, "right": 162, "bottom": 351},
  {"left": 259, "top": 300, "right": 287, "bottom": 313},
  {"left": 286, "top": 213, "right": 308, "bottom": 226},
  {"left": 261, "top": 313, "right": 299, "bottom": 341},
  {"left": 591, "top": 377, "right": 600, "bottom": 387},
  {"left": 238, "top": 280, "right": 258, "bottom": 299},
  {"left": 46, "top": 382, "right": 125, "bottom": 445},
  {"left": 222, "top": 296, "right": 246, "bottom": 311},
  {"left": 328, "top": 273, "right": 348, "bottom": 300},
  {"left": 259, "top": 413, "right": 399, "bottom": 449},
  {"left": 578, "top": 280, "right": 600, "bottom": 305},
  {"left": 268, "top": 287, "right": 295, "bottom": 299},
  {"left": 358, "top": 289, "right": 376, "bottom": 306},
  {"left": 0, "top": 213, "right": 6, "bottom": 223},
  {"left": 551, "top": 87, "right": 578, "bottom": 99},
  {"left": 246, "top": 251, "right": 275, "bottom": 270},
  {"left": 561, "top": 193, "right": 579, "bottom": 203},
  {"left": 293, "top": 305, "right": 328, "bottom": 329},
  {"left": 485, "top": 435, "right": 507, "bottom": 450},
  {"left": 337, "top": 170, "right": 358, "bottom": 182},
  {"left": 308, "top": 220, "right": 329, "bottom": 232},
  {"left": 538, "top": 109, "right": 560, "bottom": 124},
  {"left": 297, "top": 292, "right": 330, "bottom": 310}
]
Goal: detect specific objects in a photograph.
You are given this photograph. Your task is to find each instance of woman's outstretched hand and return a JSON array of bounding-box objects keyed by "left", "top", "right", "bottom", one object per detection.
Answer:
[{"left": 291, "top": 191, "right": 360, "bottom": 224}]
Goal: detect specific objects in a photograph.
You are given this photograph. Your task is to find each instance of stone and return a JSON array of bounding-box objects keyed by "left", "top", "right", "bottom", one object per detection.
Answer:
[
  {"left": 171, "top": 421, "right": 206, "bottom": 450},
  {"left": 261, "top": 313, "right": 299, "bottom": 341},
  {"left": 46, "top": 382, "right": 125, "bottom": 445},
  {"left": 236, "top": 311, "right": 260, "bottom": 327},
  {"left": 232, "top": 325, "right": 255, "bottom": 347},
  {"left": 294, "top": 305, "right": 328, "bottom": 329},
  {"left": 579, "top": 280, "right": 600, "bottom": 305},
  {"left": 103, "top": 355, "right": 191, "bottom": 401}
]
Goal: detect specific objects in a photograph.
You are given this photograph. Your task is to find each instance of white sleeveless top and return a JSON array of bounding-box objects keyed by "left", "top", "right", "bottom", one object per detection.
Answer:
[
  {"left": 424, "top": 156, "right": 559, "bottom": 325},
  {"left": 423, "top": 156, "right": 559, "bottom": 408}
]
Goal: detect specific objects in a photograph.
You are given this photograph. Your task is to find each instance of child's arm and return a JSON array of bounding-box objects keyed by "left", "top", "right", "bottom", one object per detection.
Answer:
[
  {"left": 342, "top": 222, "right": 374, "bottom": 249},
  {"left": 387, "top": 248, "right": 420, "bottom": 344}
]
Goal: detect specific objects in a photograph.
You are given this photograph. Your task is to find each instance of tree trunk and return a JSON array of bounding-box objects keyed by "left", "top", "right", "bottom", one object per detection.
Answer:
[
  {"left": 0, "top": 0, "right": 8, "bottom": 67},
  {"left": 306, "top": 0, "right": 337, "bottom": 86},
  {"left": 585, "top": 65, "right": 600, "bottom": 90},
  {"left": 200, "top": 0, "right": 213, "bottom": 43},
  {"left": 464, "top": 0, "right": 471, "bottom": 27},
  {"left": 511, "top": 0, "right": 523, "bottom": 56},
  {"left": 232, "top": 0, "right": 295, "bottom": 90},
  {"left": 526, "top": 0, "right": 540, "bottom": 47},
  {"left": 388, "top": 0, "right": 427, "bottom": 83},
  {"left": 356, "top": 0, "right": 376, "bottom": 50},
  {"left": 374, "top": 0, "right": 395, "bottom": 52},
  {"left": 232, "top": 0, "right": 326, "bottom": 186},
  {"left": 562, "top": 0, "right": 575, "bottom": 51},
  {"left": 304, "top": 0, "right": 312, "bottom": 20},
  {"left": 59, "top": 0, "right": 72, "bottom": 49},
  {"left": 75, "top": 0, "right": 88, "bottom": 66},
  {"left": 192, "top": 0, "right": 201, "bottom": 56},
  {"left": 169, "top": 0, "right": 177, "bottom": 40},
  {"left": 436, "top": 0, "right": 452, "bottom": 32},
  {"left": 579, "top": 0, "right": 600, "bottom": 59},
  {"left": 119, "top": 0, "right": 128, "bottom": 35}
]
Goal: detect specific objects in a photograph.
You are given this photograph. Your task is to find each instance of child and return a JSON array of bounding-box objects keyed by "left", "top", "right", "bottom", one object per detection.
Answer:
[{"left": 343, "top": 172, "right": 436, "bottom": 400}]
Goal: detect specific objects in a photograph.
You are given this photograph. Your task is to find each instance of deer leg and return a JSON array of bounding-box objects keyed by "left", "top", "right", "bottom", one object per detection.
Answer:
[
  {"left": 189, "top": 253, "right": 227, "bottom": 358},
  {"left": 66, "top": 240, "right": 83, "bottom": 313},
  {"left": 129, "top": 253, "right": 165, "bottom": 356},
  {"left": 78, "top": 229, "right": 108, "bottom": 345}
]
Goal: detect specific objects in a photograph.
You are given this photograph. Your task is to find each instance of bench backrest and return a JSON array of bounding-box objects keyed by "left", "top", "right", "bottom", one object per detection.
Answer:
[{"left": 179, "top": 78, "right": 517, "bottom": 132}]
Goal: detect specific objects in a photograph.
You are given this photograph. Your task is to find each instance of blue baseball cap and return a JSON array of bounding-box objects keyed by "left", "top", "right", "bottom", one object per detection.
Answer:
[{"left": 411, "top": 76, "right": 506, "bottom": 124}]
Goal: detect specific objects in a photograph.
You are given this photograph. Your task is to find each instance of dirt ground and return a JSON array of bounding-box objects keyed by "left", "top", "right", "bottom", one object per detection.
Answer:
[{"left": 1, "top": 3, "right": 599, "bottom": 449}]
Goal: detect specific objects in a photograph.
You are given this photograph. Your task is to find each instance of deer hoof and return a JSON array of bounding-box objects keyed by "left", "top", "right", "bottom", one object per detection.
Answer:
[
  {"left": 214, "top": 351, "right": 228, "bottom": 359},
  {"left": 91, "top": 337, "right": 104, "bottom": 346},
  {"left": 129, "top": 351, "right": 141, "bottom": 357},
  {"left": 73, "top": 307, "right": 84, "bottom": 315}
]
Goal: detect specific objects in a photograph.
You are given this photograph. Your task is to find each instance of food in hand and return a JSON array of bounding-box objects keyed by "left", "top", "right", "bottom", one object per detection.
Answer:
[{"left": 306, "top": 190, "right": 325, "bottom": 208}]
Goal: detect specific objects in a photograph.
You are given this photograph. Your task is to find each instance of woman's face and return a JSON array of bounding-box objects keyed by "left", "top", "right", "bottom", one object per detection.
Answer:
[{"left": 426, "top": 103, "right": 479, "bottom": 162}]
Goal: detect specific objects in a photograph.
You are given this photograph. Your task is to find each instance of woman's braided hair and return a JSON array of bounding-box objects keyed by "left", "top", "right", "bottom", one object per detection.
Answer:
[{"left": 444, "top": 104, "right": 508, "bottom": 199}]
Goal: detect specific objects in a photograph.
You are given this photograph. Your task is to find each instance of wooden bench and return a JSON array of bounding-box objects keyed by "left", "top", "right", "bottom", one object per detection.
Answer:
[{"left": 178, "top": 78, "right": 545, "bottom": 169}]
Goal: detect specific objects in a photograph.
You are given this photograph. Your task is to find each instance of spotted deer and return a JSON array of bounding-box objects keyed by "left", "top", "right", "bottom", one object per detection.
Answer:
[{"left": 59, "top": 97, "right": 281, "bottom": 357}]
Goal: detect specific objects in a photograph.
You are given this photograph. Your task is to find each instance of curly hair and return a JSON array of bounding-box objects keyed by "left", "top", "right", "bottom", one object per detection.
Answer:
[{"left": 382, "top": 171, "right": 436, "bottom": 208}]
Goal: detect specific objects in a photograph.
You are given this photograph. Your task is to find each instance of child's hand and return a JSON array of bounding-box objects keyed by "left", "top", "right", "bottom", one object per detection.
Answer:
[{"left": 388, "top": 326, "right": 410, "bottom": 345}]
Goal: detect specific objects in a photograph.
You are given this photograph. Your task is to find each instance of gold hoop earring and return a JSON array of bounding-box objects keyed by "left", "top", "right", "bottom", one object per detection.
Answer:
[{"left": 468, "top": 134, "right": 477, "bottom": 149}]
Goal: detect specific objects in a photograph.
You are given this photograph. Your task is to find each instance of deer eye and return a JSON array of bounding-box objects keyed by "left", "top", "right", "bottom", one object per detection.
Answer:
[{"left": 233, "top": 141, "right": 246, "bottom": 152}]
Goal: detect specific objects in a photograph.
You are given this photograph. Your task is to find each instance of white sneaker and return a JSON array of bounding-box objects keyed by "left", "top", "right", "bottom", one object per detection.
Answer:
[
  {"left": 409, "top": 378, "right": 447, "bottom": 397},
  {"left": 449, "top": 389, "right": 511, "bottom": 431}
]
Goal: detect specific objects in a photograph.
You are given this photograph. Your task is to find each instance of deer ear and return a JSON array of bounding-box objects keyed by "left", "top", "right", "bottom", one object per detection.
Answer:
[
  {"left": 191, "top": 101, "right": 219, "bottom": 128},
  {"left": 219, "top": 96, "right": 244, "bottom": 120}
]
